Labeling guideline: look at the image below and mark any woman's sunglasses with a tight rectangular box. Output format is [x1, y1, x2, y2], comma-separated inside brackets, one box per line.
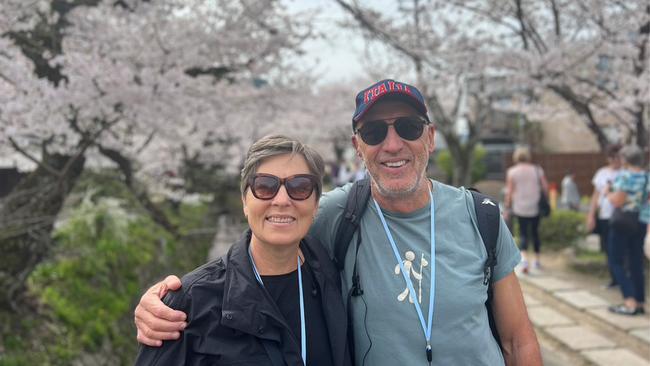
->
[355, 116, 428, 146]
[248, 173, 320, 201]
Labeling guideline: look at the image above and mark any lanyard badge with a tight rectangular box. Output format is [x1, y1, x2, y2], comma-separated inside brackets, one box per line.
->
[373, 189, 436, 364]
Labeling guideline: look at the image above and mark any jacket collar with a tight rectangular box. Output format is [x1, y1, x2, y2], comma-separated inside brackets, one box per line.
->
[220, 230, 285, 341]
[301, 235, 349, 366]
[220, 229, 349, 366]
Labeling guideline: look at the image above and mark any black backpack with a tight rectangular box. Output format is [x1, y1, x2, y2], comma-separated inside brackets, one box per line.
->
[332, 178, 502, 352]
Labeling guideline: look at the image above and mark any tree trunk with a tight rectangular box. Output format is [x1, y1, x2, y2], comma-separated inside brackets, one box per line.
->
[0, 153, 85, 311]
[447, 140, 476, 188]
[97, 146, 179, 237]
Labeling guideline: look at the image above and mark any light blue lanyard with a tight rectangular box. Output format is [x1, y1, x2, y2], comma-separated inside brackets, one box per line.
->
[372, 189, 435, 364]
[249, 246, 307, 365]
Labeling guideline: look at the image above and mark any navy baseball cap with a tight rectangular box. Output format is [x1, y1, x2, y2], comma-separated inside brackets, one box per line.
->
[352, 79, 429, 129]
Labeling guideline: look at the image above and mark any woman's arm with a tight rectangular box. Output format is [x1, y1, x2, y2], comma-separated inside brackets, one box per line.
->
[539, 170, 549, 194]
[607, 175, 627, 208]
[608, 191, 627, 208]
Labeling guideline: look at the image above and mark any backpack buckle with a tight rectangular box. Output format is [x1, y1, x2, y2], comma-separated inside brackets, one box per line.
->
[351, 274, 363, 296]
[483, 266, 492, 285]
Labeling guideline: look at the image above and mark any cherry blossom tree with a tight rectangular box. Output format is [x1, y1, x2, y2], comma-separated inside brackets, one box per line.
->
[334, 0, 506, 187]
[439, 0, 649, 150]
[334, 0, 648, 186]
[0, 0, 313, 309]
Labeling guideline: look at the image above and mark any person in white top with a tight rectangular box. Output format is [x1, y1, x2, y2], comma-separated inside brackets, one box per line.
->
[587, 144, 622, 288]
[505, 147, 548, 273]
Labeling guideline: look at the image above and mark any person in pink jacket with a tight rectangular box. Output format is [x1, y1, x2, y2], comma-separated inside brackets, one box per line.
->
[505, 147, 548, 273]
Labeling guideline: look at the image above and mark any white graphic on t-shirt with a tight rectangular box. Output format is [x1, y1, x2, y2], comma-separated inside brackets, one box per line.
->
[395, 251, 428, 303]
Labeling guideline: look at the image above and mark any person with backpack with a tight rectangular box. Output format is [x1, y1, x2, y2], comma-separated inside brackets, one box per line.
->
[133, 79, 542, 365]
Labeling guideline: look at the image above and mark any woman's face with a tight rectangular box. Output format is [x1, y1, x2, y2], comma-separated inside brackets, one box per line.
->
[243, 154, 319, 249]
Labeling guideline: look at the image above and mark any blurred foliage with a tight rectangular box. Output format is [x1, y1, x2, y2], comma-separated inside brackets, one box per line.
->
[181, 158, 242, 218]
[435, 145, 487, 185]
[539, 210, 587, 249]
[0, 169, 226, 365]
[512, 210, 587, 251]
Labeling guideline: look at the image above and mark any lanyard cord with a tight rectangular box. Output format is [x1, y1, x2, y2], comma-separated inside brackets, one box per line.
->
[249, 246, 307, 365]
[372, 189, 435, 364]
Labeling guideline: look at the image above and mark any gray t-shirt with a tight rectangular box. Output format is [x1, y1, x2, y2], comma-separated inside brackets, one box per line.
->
[310, 180, 521, 366]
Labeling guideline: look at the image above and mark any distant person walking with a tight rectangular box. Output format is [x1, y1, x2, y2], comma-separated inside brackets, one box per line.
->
[606, 145, 649, 316]
[560, 172, 580, 211]
[586, 144, 622, 288]
[505, 147, 548, 274]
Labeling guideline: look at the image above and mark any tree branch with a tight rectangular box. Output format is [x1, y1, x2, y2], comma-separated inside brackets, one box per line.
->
[334, 0, 434, 68]
[8, 137, 60, 177]
[97, 145, 180, 237]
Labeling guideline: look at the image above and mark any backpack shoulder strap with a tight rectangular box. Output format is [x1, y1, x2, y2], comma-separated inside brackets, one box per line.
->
[469, 189, 500, 284]
[469, 188, 502, 348]
[333, 178, 372, 270]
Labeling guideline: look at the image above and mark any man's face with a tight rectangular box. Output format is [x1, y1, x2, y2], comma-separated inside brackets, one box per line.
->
[352, 100, 435, 198]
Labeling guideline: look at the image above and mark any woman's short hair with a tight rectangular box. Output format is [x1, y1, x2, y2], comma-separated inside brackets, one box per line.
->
[512, 146, 531, 163]
[620, 145, 645, 167]
[240, 135, 325, 198]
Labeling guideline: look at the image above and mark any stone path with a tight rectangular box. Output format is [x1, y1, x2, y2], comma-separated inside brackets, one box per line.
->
[518, 264, 650, 366]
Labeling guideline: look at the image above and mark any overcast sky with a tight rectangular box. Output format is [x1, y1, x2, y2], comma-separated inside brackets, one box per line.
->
[284, 0, 398, 85]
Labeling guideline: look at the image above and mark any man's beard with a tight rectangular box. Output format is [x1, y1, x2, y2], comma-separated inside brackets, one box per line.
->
[367, 169, 424, 199]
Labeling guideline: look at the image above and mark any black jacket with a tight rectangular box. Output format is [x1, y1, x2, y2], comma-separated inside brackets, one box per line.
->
[135, 230, 352, 366]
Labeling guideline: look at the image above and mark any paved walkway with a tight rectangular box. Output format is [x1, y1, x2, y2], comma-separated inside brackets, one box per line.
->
[518, 251, 650, 366]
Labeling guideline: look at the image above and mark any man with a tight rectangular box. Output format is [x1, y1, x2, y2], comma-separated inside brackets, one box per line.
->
[587, 144, 622, 288]
[134, 79, 542, 365]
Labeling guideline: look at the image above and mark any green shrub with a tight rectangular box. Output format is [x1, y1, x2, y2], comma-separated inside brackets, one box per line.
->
[2, 169, 228, 365]
[435, 145, 487, 185]
[538, 210, 587, 250]
[17, 192, 215, 365]
[28, 195, 168, 363]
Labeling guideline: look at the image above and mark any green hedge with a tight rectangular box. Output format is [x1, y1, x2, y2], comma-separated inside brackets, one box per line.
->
[435, 145, 487, 185]
[512, 209, 587, 250]
[1, 194, 215, 365]
[23, 197, 169, 364]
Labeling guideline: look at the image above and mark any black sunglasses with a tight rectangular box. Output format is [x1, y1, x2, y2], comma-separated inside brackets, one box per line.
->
[356, 116, 428, 146]
[248, 173, 320, 201]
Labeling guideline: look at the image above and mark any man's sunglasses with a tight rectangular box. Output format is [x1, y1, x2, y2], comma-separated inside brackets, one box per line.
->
[355, 116, 429, 146]
[248, 173, 320, 201]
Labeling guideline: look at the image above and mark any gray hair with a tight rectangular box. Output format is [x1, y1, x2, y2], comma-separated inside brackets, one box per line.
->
[240, 135, 325, 198]
[620, 145, 645, 167]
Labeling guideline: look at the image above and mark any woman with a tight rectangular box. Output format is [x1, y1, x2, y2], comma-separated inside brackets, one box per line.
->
[505, 146, 548, 274]
[136, 135, 352, 365]
[607, 145, 649, 316]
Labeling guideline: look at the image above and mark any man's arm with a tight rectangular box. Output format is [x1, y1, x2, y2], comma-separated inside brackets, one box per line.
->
[134, 280, 193, 365]
[492, 272, 542, 366]
[135, 275, 187, 346]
